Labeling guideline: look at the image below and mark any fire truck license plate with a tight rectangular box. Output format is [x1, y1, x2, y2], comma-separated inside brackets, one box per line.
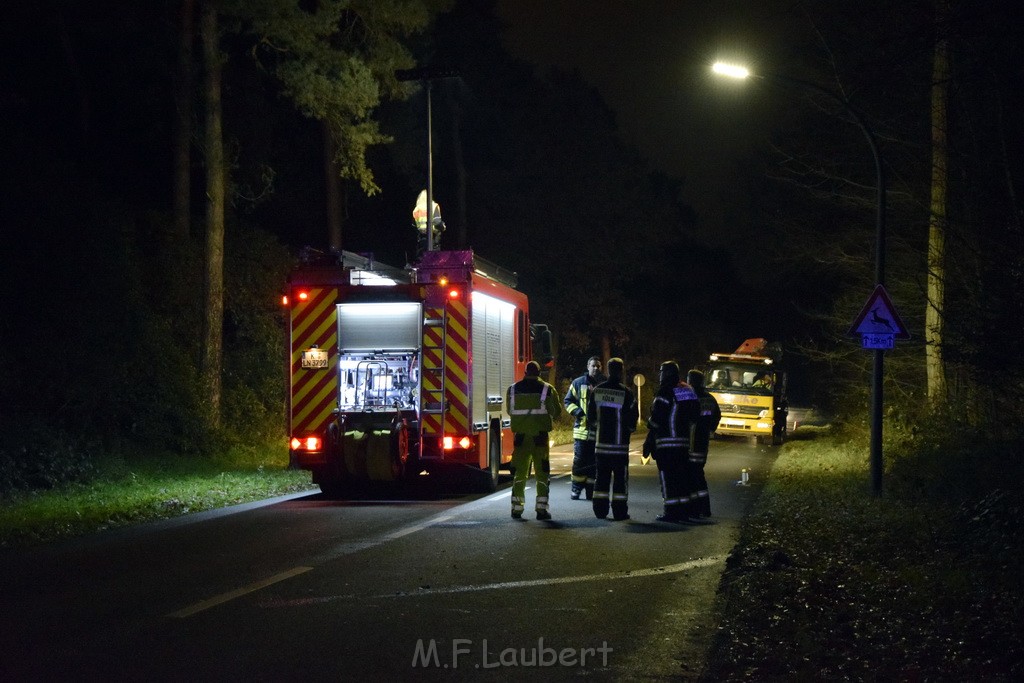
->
[301, 349, 328, 369]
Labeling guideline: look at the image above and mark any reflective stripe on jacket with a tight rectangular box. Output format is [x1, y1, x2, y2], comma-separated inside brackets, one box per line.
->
[587, 381, 638, 455]
[648, 382, 700, 454]
[507, 377, 561, 435]
[689, 389, 722, 455]
[563, 373, 604, 441]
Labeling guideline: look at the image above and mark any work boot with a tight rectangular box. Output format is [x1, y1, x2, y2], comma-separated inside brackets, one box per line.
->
[536, 510, 552, 521]
[511, 510, 522, 519]
[584, 484, 594, 501]
[570, 483, 582, 500]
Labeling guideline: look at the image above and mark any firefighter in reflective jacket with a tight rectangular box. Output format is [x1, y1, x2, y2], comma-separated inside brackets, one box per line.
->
[586, 357, 638, 521]
[507, 361, 562, 520]
[412, 189, 445, 254]
[563, 355, 605, 500]
[687, 369, 721, 518]
[648, 361, 701, 523]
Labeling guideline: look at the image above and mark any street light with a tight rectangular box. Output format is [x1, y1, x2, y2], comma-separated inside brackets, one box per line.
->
[396, 67, 460, 252]
[712, 61, 888, 496]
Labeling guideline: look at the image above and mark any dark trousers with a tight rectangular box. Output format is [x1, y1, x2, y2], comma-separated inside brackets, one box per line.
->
[656, 451, 697, 519]
[593, 452, 629, 519]
[570, 439, 596, 494]
[690, 454, 711, 516]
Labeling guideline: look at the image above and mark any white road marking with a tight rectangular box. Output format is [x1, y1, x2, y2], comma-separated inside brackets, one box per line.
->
[167, 454, 671, 618]
[167, 566, 314, 618]
[259, 556, 726, 608]
[166, 495, 504, 617]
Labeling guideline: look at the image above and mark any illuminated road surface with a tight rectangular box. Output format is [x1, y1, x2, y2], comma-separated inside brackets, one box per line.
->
[0, 435, 776, 681]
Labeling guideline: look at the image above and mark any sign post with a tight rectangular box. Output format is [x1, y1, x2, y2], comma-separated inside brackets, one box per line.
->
[848, 285, 910, 495]
[633, 373, 646, 422]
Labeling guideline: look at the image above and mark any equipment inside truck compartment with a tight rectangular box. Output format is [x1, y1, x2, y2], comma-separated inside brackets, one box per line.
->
[336, 301, 422, 411]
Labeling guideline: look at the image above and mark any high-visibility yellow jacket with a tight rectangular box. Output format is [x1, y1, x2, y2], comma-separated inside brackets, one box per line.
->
[507, 376, 561, 435]
[563, 372, 606, 441]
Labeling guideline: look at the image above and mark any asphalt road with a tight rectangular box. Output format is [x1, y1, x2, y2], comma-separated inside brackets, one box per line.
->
[0, 435, 777, 682]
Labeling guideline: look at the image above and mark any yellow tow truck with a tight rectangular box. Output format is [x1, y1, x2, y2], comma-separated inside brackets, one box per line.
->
[704, 338, 788, 445]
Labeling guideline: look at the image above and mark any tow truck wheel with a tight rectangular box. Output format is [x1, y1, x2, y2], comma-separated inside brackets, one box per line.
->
[772, 423, 787, 446]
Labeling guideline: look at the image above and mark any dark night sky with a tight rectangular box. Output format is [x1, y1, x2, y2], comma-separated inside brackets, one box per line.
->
[494, 0, 791, 234]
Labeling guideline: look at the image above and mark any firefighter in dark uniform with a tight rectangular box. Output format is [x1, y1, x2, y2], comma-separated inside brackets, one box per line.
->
[563, 355, 605, 500]
[648, 361, 701, 523]
[507, 361, 562, 520]
[586, 357, 638, 521]
[687, 368, 721, 518]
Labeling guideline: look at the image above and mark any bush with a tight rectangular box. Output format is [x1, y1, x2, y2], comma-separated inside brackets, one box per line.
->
[0, 429, 98, 496]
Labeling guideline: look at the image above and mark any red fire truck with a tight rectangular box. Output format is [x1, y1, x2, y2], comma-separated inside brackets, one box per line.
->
[285, 248, 551, 495]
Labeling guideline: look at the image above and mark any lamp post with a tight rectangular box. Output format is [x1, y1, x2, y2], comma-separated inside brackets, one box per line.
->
[396, 67, 460, 252]
[712, 61, 887, 496]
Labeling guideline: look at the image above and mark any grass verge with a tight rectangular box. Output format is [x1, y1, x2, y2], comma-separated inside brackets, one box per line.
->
[0, 445, 313, 549]
[0, 431, 580, 550]
[700, 428, 1023, 680]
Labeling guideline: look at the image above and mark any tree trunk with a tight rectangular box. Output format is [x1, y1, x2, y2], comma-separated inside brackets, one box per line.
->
[323, 121, 344, 252]
[200, 3, 224, 428]
[927, 0, 950, 407]
[173, 0, 196, 241]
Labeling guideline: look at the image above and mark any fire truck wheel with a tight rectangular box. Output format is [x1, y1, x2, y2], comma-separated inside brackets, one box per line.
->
[481, 421, 501, 492]
[390, 422, 409, 479]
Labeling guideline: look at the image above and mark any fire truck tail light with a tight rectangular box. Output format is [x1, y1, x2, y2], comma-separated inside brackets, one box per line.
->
[297, 290, 309, 301]
[441, 436, 473, 450]
[281, 295, 289, 306]
[290, 436, 322, 451]
[448, 288, 460, 299]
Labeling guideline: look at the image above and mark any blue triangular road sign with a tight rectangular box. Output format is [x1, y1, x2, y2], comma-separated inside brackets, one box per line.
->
[848, 285, 910, 338]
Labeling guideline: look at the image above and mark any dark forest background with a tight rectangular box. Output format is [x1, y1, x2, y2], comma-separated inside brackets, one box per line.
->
[1, 0, 1022, 486]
